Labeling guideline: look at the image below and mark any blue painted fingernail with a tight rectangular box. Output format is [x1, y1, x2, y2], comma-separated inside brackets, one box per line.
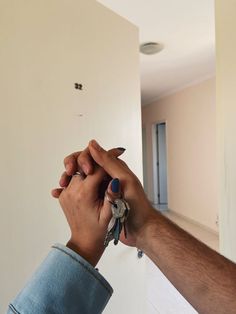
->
[111, 178, 120, 193]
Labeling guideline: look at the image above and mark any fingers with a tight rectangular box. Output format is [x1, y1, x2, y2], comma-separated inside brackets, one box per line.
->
[52, 171, 84, 199]
[59, 171, 72, 188]
[100, 178, 121, 225]
[106, 178, 121, 202]
[83, 166, 110, 198]
[108, 147, 126, 158]
[88, 140, 130, 179]
[51, 188, 64, 198]
[53, 143, 126, 199]
[81, 143, 127, 198]
[52, 172, 84, 198]
[63, 146, 125, 177]
[64, 152, 80, 176]
[78, 146, 126, 176]
[77, 146, 94, 175]
[59, 166, 107, 203]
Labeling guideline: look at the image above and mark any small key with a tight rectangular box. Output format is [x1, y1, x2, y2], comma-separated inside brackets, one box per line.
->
[104, 198, 130, 247]
[113, 218, 122, 245]
[104, 230, 114, 247]
[104, 217, 116, 247]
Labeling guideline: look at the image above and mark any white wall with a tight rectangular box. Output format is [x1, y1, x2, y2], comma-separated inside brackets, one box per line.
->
[0, 1, 146, 313]
[142, 78, 218, 232]
[216, 0, 236, 262]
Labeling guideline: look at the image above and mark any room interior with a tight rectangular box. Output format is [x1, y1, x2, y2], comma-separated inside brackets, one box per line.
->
[99, 2, 236, 312]
[1, 1, 236, 314]
[99, 0, 218, 246]
[97, 2, 218, 312]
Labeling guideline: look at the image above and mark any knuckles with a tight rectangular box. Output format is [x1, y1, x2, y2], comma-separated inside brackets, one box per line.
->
[124, 173, 142, 190]
[59, 186, 86, 205]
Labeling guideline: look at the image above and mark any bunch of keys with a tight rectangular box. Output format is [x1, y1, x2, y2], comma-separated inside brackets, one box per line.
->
[104, 198, 130, 247]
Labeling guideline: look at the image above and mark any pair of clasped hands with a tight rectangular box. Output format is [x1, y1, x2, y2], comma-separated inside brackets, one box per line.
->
[51, 140, 155, 267]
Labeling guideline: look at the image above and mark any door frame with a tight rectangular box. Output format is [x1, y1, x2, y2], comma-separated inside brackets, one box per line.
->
[152, 120, 169, 207]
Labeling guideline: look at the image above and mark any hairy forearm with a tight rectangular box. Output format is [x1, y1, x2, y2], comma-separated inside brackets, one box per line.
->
[138, 210, 236, 314]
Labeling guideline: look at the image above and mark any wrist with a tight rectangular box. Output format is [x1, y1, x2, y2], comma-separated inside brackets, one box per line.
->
[136, 209, 163, 251]
[66, 239, 104, 267]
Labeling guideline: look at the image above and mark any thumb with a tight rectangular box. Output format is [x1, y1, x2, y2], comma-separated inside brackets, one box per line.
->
[100, 178, 121, 225]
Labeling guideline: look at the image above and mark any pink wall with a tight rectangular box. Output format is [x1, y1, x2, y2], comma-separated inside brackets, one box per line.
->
[142, 78, 218, 232]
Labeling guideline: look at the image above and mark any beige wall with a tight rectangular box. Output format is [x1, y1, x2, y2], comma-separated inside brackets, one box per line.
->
[216, 0, 236, 262]
[142, 78, 218, 231]
[0, 1, 145, 313]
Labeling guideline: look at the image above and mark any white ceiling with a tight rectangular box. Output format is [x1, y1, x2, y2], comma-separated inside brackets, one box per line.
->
[98, 0, 215, 105]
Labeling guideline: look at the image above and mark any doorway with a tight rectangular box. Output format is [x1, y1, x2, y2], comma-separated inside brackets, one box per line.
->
[154, 122, 168, 209]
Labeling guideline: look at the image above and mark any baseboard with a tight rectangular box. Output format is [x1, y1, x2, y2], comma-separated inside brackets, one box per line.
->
[163, 209, 219, 236]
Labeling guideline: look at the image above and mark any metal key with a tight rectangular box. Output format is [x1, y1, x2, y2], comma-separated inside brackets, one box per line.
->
[104, 198, 130, 247]
[104, 217, 116, 247]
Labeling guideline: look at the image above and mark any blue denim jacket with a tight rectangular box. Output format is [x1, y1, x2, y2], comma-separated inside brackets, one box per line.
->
[7, 244, 113, 314]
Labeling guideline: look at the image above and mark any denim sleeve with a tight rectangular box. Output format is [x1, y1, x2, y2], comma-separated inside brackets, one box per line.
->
[7, 244, 113, 314]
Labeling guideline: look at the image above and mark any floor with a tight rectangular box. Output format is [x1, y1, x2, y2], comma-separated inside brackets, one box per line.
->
[158, 208, 219, 252]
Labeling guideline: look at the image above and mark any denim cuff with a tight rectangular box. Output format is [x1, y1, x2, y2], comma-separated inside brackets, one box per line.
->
[8, 244, 113, 314]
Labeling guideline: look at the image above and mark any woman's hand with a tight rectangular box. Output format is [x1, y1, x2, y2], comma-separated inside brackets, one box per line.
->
[58, 167, 120, 267]
[52, 146, 125, 266]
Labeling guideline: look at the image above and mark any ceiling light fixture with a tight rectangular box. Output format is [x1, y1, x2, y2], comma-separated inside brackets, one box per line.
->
[140, 42, 164, 55]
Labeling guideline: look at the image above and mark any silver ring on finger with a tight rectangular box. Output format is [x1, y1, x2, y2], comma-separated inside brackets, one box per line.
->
[73, 171, 85, 179]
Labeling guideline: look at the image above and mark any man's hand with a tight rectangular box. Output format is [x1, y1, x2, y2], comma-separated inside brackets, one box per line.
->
[54, 140, 236, 314]
[86, 140, 156, 248]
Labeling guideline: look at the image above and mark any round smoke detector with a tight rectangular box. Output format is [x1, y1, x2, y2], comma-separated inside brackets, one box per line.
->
[140, 42, 164, 55]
